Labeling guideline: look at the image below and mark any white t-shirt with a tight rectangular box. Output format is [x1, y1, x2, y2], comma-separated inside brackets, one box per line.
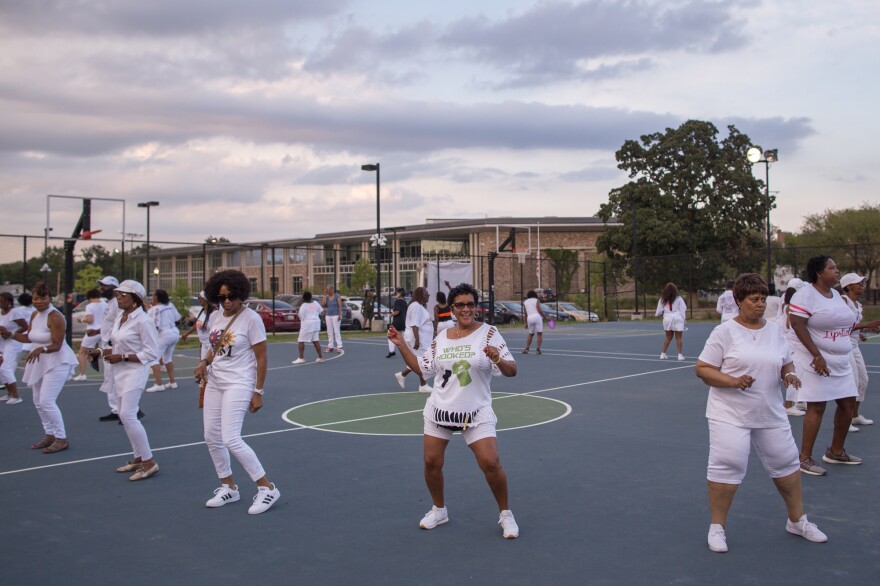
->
[206, 308, 267, 388]
[85, 299, 108, 332]
[405, 303, 434, 348]
[13, 305, 34, 325]
[153, 303, 181, 331]
[843, 296, 862, 347]
[101, 297, 121, 346]
[699, 319, 791, 428]
[418, 323, 514, 423]
[764, 295, 782, 325]
[523, 297, 540, 318]
[716, 290, 738, 321]
[298, 300, 323, 333]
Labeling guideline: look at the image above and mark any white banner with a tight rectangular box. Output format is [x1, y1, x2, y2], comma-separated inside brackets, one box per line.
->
[424, 261, 473, 307]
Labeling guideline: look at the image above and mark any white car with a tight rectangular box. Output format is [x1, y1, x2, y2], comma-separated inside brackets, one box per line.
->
[556, 302, 599, 322]
[344, 298, 392, 329]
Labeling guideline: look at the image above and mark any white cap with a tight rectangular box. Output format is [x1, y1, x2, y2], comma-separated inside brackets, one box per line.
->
[115, 280, 146, 300]
[97, 276, 119, 287]
[787, 278, 805, 290]
[840, 273, 866, 289]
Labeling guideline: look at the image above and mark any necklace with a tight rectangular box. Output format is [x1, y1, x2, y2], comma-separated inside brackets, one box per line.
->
[735, 317, 763, 340]
[452, 323, 477, 339]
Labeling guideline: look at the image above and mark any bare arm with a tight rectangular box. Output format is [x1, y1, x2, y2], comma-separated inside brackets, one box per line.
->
[789, 314, 829, 376]
[695, 360, 754, 390]
[249, 341, 268, 413]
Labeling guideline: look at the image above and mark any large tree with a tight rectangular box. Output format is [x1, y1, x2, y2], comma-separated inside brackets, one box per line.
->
[597, 120, 768, 293]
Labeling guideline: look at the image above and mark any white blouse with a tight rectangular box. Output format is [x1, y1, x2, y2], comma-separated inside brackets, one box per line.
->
[108, 308, 160, 394]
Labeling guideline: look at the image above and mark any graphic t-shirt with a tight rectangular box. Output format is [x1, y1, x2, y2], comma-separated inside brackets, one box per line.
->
[418, 323, 514, 424]
[206, 308, 267, 388]
[298, 300, 323, 333]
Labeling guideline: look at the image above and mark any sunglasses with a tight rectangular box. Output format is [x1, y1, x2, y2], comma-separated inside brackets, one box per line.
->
[115, 292, 130, 298]
[216, 294, 239, 302]
[452, 302, 477, 310]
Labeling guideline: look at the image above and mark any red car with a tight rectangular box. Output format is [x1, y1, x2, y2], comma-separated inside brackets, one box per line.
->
[245, 299, 300, 332]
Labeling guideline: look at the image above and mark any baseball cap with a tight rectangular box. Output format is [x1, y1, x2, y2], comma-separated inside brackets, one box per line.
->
[97, 276, 120, 287]
[786, 278, 805, 290]
[840, 273, 866, 289]
[115, 280, 146, 300]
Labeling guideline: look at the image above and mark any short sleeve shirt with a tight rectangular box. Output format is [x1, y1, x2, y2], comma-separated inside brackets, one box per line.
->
[207, 308, 267, 388]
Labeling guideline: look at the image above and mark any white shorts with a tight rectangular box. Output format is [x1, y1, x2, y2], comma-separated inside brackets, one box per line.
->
[81, 334, 101, 349]
[527, 314, 543, 334]
[424, 418, 497, 445]
[662, 313, 685, 332]
[298, 327, 319, 343]
[707, 419, 799, 484]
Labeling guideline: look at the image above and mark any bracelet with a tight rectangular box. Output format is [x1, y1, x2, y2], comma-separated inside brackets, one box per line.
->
[491, 356, 501, 364]
[253, 388, 264, 396]
[783, 372, 797, 379]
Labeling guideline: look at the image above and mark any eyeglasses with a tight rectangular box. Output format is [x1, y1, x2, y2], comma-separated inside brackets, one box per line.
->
[452, 302, 476, 310]
[216, 294, 239, 302]
[115, 292, 130, 298]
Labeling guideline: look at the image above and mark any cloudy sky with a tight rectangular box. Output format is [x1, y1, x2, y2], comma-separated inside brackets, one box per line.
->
[0, 0, 876, 252]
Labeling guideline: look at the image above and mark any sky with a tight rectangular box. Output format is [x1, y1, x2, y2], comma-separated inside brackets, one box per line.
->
[0, 0, 877, 253]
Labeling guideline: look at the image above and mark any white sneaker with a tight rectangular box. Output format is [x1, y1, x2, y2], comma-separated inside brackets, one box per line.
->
[852, 415, 873, 426]
[206, 484, 240, 508]
[395, 372, 406, 389]
[659, 353, 668, 360]
[849, 424, 859, 433]
[248, 485, 280, 515]
[418, 384, 433, 393]
[796, 401, 808, 410]
[499, 510, 519, 539]
[0, 394, 8, 401]
[5, 397, 22, 405]
[167, 382, 178, 389]
[785, 406, 806, 417]
[786, 514, 828, 543]
[72, 374, 88, 381]
[419, 505, 448, 530]
[291, 358, 305, 364]
[145, 384, 165, 393]
[708, 524, 727, 552]
[315, 358, 324, 363]
[677, 353, 685, 361]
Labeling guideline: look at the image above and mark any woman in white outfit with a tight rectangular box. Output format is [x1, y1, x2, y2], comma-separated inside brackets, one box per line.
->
[696, 273, 827, 553]
[840, 273, 880, 429]
[181, 291, 216, 360]
[781, 279, 807, 416]
[388, 283, 520, 539]
[292, 291, 323, 364]
[521, 290, 546, 355]
[0, 292, 28, 404]
[716, 281, 738, 322]
[655, 283, 687, 360]
[321, 286, 343, 352]
[73, 289, 107, 381]
[90, 280, 161, 480]
[194, 270, 280, 515]
[394, 287, 433, 392]
[13, 282, 78, 453]
[146, 289, 180, 392]
[789, 256, 860, 476]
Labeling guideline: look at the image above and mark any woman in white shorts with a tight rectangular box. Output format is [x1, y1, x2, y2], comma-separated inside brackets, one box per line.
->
[292, 291, 323, 364]
[73, 289, 106, 381]
[696, 273, 827, 553]
[655, 282, 687, 360]
[521, 290, 545, 355]
[389, 283, 520, 539]
[781, 279, 807, 416]
[394, 287, 433, 392]
[840, 273, 880, 429]
[146, 289, 180, 392]
[789, 256, 860, 476]
[0, 291, 28, 404]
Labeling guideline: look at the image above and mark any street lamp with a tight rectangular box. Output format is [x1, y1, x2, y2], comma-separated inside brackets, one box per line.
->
[137, 201, 159, 285]
[746, 148, 778, 289]
[361, 163, 385, 315]
[152, 266, 160, 292]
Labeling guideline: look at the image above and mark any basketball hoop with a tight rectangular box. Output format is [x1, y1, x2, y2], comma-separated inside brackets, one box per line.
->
[516, 251, 528, 264]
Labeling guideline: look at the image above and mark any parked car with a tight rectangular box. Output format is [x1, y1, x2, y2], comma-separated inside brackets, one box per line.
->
[555, 302, 599, 322]
[71, 303, 88, 337]
[343, 298, 365, 330]
[495, 301, 524, 325]
[275, 294, 301, 306]
[290, 295, 353, 331]
[539, 303, 572, 322]
[536, 288, 557, 302]
[245, 298, 300, 332]
[477, 301, 518, 324]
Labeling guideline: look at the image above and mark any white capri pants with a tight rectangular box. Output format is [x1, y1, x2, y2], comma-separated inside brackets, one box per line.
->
[32, 365, 70, 439]
[0, 349, 19, 384]
[527, 314, 543, 334]
[850, 347, 868, 403]
[203, 383, 266, 482]
[119, 388, 151, 461]
[157, 328, 179, 364]
[325, 315, 342, 349]
[707, 419, 800, 484]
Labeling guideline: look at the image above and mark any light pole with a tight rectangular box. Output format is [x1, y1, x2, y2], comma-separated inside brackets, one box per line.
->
[137, 201, 159, 286]
[361, 163, 386, 316]
[747, 148, 778, 289]
[153, 267, 160, 292]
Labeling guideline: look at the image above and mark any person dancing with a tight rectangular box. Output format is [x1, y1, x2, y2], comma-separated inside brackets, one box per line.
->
[655, 283, 687, 360]
[146, 289, 180, 392]
[389, 283, 520, 539]
[394, 287, 433, 392]
[521, 290, 546, 355]
[0, 292, 28, 404]
[181, 291, 216, 360]
[73, 288, 107, 381]
[840, 273, 880, 430]
[292, 291, 323, 364]
[194, 270, 280, 514]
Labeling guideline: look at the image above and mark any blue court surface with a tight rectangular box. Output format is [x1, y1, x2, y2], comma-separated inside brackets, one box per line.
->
[1, 322, 878, 585]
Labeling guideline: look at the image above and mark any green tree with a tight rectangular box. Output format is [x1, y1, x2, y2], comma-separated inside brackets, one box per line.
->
[544, 248, 579, 299]
[350, 257, 377, 294]
[74, 264, 105, 294]
[787, 203, 880, 285]
[170, 280, 193, 323]
[597, 120, 767, 293]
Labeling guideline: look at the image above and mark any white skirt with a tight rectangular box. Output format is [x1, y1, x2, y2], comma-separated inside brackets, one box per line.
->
[662, 313, 685, 332]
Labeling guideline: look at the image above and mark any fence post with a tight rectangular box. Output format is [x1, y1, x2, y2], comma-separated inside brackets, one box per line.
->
[688, 254, 694, 319]
[22, 236, 28, 289]
[602, 261, 608, 321]
[586, 259, 591, 321]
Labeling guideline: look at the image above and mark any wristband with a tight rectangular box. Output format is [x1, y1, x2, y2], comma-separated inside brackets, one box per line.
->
[253, 388, 264, 396]
[783, 372, 797, 379]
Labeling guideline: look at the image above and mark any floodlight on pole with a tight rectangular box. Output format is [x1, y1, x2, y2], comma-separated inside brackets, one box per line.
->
[361, 163, 383, 311]
[137, 201, 159, 286]
[746, 148, 778, 289]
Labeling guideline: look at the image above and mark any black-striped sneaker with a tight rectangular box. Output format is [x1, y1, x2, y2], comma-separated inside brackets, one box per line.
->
[206, 484, 240, 507]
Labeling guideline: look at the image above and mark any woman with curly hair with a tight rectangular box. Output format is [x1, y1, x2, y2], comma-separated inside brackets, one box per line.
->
[655, 282, 687, 360]
[12, 282, 77, 453]
[193, 270, 280, 515]
[388, 283, 520, 539]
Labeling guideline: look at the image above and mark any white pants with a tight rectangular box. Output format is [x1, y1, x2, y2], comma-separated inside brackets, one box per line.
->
[325, 315, 342, 349]
[527, 314, 543, 334]
[101, 360, 120, 413]
[707, 419, 799, 484]
[850, 347, 868, 403]
[119, 389, 151, 460]
[203, 384, 266, 482]
[0, 349, 19, 384]
[32, 365, 69, 439]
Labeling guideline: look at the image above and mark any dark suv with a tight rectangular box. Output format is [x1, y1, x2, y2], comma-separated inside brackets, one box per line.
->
[536, 289, 557, 302]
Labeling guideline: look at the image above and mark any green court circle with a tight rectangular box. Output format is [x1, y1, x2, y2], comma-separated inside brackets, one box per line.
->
[282, 391, 571, 436]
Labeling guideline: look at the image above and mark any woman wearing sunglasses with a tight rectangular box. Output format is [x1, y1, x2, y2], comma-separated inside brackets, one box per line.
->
[194, 270, 280, 515]
[388, 283, 520, 539]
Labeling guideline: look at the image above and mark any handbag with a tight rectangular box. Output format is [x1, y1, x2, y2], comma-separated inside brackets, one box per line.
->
[198, 307, 244, 408]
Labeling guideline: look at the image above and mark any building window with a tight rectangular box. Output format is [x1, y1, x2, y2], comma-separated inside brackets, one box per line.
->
[270, 276, 279, 292]
[323, 245, 334, 266]
[289, 247, 308, 264]
[292, 276, 302, 294]
[422, 239, 468, 256]
[266, 250, 284, 266]
[229, 251, 242, 267]
[399, 239, 421, 258]
[175, 257, 188, 277]
[248, 277, 258, 295]
[340, 244, 360, 264]
[245, 249, 262, 267]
